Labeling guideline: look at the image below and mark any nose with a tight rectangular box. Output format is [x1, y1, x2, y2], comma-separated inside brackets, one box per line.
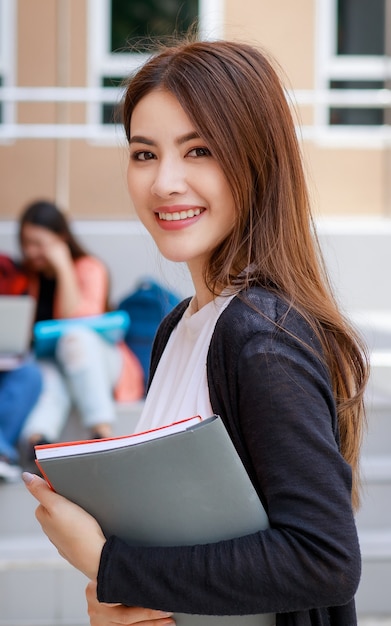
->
[151, 158, 187, 198]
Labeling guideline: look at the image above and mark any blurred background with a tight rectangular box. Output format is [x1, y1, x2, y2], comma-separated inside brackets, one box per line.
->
[1, 1, 391, 625]
[0, 0, 390, 220]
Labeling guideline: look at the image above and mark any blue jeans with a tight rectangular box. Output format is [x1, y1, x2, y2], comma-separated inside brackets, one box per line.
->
[0, 362, 42, 462]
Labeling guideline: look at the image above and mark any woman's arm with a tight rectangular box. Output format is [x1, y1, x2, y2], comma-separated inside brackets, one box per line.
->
[95, 326, 360, 615]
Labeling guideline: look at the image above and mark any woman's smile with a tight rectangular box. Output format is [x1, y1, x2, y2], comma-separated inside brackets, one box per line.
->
[155, 205, 206, 229]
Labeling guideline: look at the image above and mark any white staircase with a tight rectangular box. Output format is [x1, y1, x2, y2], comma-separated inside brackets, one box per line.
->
[1, 380, 391, 625]
[0, 402, 143, 626]
[0, 485, 89, 626]
[353, 315, 391, 622]
[355, 391, 391, 619]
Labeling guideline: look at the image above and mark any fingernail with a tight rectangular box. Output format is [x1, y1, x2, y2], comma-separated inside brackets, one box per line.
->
[22, 471, 35, 484]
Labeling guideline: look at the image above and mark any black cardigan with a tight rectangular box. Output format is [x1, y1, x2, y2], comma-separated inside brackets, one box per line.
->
[97, 287, 360, 626]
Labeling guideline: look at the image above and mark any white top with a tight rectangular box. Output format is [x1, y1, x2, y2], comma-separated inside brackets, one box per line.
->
[134, 293, 236, 433]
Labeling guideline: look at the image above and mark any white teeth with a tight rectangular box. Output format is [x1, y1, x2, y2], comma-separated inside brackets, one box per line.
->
[158, 208, 202, 221]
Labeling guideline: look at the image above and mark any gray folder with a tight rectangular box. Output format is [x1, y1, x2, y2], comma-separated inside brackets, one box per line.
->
[37, 416, 274, 626]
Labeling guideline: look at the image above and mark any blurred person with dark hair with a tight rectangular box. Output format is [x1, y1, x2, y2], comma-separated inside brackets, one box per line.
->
[18, 200, 143, 459]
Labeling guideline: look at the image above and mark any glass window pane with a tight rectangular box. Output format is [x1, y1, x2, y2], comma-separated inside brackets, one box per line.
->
[102, 76, 125, 124]
[337, 0, 385, 55]
[329, 80, 384, 125]
[111, 0, 199, 53]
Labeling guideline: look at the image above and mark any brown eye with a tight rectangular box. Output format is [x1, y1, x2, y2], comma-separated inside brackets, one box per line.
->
[133, 151, 156, 161]
[187, 147, 211, 157]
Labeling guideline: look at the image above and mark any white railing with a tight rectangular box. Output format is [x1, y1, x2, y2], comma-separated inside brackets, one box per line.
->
[0, 85, 390, 144]
[0, 86, 123, 102]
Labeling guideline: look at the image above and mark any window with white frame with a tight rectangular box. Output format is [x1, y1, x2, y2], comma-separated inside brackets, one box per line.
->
[0, 0, 16, 126]
[315, 0, 390, 130]
[88, 0, 223, 126]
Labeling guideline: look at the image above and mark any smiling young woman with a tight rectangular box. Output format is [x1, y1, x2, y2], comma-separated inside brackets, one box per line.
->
[24, 39, 368, 626]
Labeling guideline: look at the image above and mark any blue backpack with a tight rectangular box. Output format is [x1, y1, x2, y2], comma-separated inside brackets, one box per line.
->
[118, 279, 181, 386]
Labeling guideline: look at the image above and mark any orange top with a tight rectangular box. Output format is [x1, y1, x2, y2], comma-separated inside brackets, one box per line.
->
[27, 255, 144, 402]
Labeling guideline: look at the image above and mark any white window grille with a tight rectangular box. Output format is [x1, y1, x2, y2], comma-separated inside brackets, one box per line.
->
[0, 0, 223, 142]
[1, 0, 390, 147]
[0, 0, 16, 129]
[301, 0, 391, 145]
[87, 0, 224, 130]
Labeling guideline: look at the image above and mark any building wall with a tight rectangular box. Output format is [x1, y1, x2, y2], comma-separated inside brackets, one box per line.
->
[0, 0, 388, 219]
[225, 0, 388, 218]
[225, 0, 315, 88]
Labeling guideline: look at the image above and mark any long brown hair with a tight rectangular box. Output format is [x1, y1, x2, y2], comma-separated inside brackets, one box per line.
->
[122, 39, 369, 509]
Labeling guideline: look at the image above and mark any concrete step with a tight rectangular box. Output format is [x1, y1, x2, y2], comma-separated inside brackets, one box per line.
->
[368, 351, 391, 398]
[358, 615, 391, 626]
[0, 535, 88, 626]
[356, 530, 391, 615]
[0, 482, 40, 535]
[362, 392, 391, 456]
[351, 311, 391, 351]
[355, 456, 391, 529]
[361, 456, 391, 482]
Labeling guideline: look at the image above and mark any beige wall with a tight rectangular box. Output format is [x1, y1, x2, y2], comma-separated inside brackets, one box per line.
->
[1, 141, 57, 214]
[226, 0, 388, 217]
[303, 146, 384, 217]
[0, 0, 388, 219]
[69, 142, 131, 218]
[225, 0, 315, 88]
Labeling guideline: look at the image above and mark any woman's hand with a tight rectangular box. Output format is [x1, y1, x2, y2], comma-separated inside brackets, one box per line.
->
[86, 581, 175, 626]
[39, 230, 73, 274]
[22, 472, 106, 580]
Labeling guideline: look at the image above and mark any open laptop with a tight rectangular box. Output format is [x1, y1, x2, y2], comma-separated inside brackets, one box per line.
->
[0, 295, 36, 370]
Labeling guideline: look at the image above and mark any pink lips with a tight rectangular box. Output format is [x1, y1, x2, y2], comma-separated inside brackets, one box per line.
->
[155, 205, 205, 230]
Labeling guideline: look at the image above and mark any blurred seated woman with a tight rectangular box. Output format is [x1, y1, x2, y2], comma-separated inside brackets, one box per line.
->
[18, 200, 144, 457]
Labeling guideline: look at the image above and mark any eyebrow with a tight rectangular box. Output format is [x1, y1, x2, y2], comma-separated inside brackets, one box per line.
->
[129, 131, 201, 146]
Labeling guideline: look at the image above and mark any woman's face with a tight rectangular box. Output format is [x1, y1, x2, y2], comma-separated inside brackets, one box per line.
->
[20, 223, 61, 272]
[126, 89, 236, 279]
